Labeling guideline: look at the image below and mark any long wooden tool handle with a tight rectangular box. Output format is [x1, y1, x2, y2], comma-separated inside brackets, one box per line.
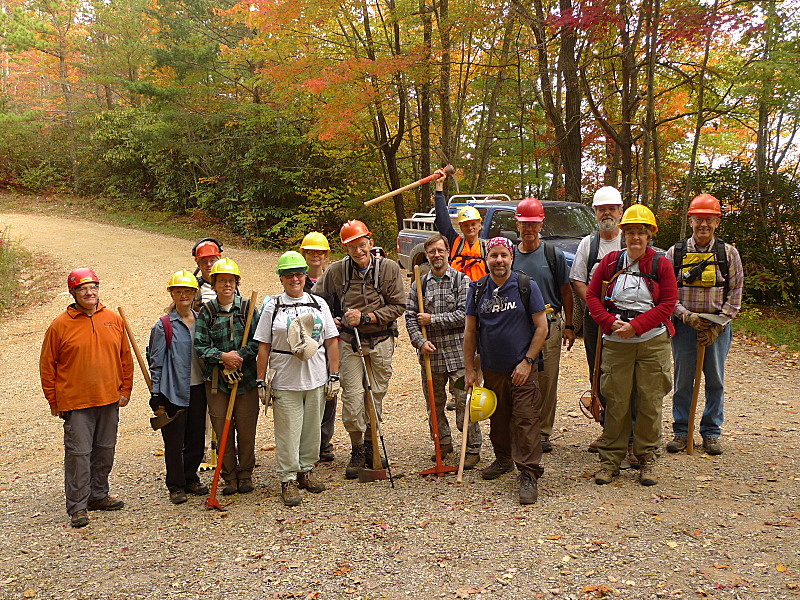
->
[118, 306, 152, 391]
[364, 165, 455, 207]
[457, 388, 471, 483]
[223, 290, 258, 422]
[687, 343, 706, 456]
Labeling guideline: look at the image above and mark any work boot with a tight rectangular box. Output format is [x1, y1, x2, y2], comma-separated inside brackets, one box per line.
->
[222, 480, 238, 495]
[364, 445, 389, 469]
[169, 490, 188, 505]
[430, 443, 454, 461]
[297, 470, 326, 493]
[70, 509, 89, 528]
[666, 435, 688, 453]
[541, 435, 554, 453]
[588, 434, 603, 453]
[237, 479, 255, 494]
[86, 496, 124, 511]
[345, 444, 366, 479]
[625, 445, 640, 469]
[280, 480, 302, 507]
[594, 467, 619, 485]
[702, 437, 724, 456]
[185, 482, 209, 495]
[481, 458, 515, 480]
[638, 455, 658, 486]
[318, 450, 335, 463]
[464, 453, 480, 470]
[518, 471, 538, 505]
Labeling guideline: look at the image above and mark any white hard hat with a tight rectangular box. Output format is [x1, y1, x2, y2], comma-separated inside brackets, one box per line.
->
[592, 186, 623, 207]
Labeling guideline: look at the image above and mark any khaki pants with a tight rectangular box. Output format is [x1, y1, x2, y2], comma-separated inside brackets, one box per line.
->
[421, 367, 482, 455]
[205, 384, 260, 484]
[598, 332, 672, 469]
[272, 386, 325, 482]
[340, 336, 394, 444]
[538, 313, 563, 438]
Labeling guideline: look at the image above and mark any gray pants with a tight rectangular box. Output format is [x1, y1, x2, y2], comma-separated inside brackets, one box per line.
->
[421, 367, 482, 455]
[62, 403, 119, 516]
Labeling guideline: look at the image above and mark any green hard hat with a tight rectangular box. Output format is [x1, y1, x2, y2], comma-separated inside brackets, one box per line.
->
[276, 251, 309, 275]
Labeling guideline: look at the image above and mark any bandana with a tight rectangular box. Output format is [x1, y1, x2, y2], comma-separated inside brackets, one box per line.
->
[485, 236, 515, 255]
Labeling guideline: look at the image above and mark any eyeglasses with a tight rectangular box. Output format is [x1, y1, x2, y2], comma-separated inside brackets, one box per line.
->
[75, 284, 99, 294]
[691, 216, 718, 224]
[281, 272, 306, 280]
[425, 248, 448, 256]
[171, 289, 195, 297]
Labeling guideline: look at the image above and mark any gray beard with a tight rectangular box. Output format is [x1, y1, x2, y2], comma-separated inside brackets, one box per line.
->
[598, 219, 619, 233]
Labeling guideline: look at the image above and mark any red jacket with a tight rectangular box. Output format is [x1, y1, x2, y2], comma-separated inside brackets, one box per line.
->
[40, 303, 134, 412]
[586, 247, 678, 337]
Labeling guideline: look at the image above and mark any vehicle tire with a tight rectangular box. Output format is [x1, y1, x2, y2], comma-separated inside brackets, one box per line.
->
[572, 289, 585, 337]
[410, 243, 430, 277]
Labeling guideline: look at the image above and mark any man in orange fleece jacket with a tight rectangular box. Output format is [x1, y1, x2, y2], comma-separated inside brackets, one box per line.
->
[40, 268, 134, 528]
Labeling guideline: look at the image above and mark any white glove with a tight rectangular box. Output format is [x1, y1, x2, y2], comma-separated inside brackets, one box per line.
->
[325, 373, 340, 401]
[222, 368, 243, 384]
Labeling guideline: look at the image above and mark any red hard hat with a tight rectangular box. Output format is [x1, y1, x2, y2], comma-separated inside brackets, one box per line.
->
[67, 268, 99, 291]
[688, 194, 722, 216]
[515, 198, 545, 222]
[194, 240, 222, 258]
[340, 220, 372, 244]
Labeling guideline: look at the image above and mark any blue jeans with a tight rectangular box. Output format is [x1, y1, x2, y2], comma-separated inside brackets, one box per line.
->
[670, 319, 733, 438]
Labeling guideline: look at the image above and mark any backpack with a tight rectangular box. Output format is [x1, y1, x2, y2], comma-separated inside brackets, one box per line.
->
[420, 269, 467, 301]
[612, 250, 665, 290]
[330, 255, 385, 318]
[201, 297, 251, 329]
[267, 294, 323, 355]
[472, 270, 534, 326]
[451, 236, 487, 272]
[672, 238, 729, 297]
[587, 231, 626, 281]
[146, 314, 173, 364]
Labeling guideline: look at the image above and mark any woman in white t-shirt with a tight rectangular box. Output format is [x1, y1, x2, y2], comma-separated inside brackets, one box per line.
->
[254, 251, 340, 507]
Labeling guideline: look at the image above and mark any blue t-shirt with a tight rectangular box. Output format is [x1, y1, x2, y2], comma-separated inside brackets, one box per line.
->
[465, 272, 546, 372]
[513, 243, 569, 311]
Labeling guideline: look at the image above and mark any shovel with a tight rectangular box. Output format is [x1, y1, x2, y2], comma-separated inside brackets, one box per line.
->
[687, 343, 706, 456]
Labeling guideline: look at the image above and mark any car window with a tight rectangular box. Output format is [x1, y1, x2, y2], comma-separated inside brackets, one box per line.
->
[541, 205, 595, 238]
[488, 209, 519, 242]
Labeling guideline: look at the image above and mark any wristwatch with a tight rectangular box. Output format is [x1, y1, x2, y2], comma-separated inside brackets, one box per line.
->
[360, 313, 372, 325]
[524, 356, 536, 365]
[329, 373, 340, 382]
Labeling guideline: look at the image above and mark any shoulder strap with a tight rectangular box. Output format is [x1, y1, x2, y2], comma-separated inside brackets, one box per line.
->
[479, 238, 487, 259]
[543, 241, 557, 281]
[160, 314, 173, 350]
[516, 271, 532, 314]
[588, 231, 600, 275]
[715, 239, 729, 297]
[673, 239, 687, 282]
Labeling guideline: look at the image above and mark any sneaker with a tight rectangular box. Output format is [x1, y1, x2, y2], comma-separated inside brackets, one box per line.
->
[541, 436, 554, 453]
[169, 490, 188, 505]
[318, 451, 335, 462]
[638, 455, 658, 486]
[594, 467, 619, 485]
[237, 479, 255, 494]
[464, 453, 480, 470]
[430, 443, 454, 461]
[666, 435, 688, 453]
[588, 434, 603, 453]
[297, 470, 326, 493]
[481, 458, 515, 480]
[518, 471, 538, 505]
[281, 480, 302, 507]
[702, 437, 724, 456]
[222, 481, 238, 496]
[345, 444, 366, 479]
[185, 482, 209, 495]
[86, 496, 124, 511]
[70, 509, 89, 528]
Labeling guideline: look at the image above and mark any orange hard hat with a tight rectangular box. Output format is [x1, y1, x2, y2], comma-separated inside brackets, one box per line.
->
[340, 220, 372, 245]
[688, 194, 722, 216]
[515, 198, 545, 222]
[194, 240, 222, 258]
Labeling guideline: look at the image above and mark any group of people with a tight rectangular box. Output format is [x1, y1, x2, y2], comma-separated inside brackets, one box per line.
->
[39, 184, 743, 527]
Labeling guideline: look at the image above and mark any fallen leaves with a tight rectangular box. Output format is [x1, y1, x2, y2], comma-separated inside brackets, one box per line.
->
[583, 584, 614, 597]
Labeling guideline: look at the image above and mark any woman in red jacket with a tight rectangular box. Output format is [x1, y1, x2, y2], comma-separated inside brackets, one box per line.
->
[586, 205, 677, 487]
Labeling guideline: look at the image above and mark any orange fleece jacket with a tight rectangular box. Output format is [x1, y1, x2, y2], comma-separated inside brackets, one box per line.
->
[40, 303, 134, 412]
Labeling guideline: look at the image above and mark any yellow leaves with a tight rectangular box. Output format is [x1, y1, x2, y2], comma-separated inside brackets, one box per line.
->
[776, 563, 787, 573]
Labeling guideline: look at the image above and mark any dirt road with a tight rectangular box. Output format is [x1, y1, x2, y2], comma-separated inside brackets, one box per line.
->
[0, 212, 798, 600]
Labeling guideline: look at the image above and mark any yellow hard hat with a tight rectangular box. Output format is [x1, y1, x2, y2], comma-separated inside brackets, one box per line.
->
[469, 386, 497, 422]
[167, 270, 199, 290]
[457, 206, 482, 223]
[210, 257, 241, 279]
[619, 204, 658, 234]
[300, 231, 331, 252]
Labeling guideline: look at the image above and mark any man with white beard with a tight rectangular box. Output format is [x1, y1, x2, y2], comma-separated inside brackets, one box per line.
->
[569, 187, 625, 453]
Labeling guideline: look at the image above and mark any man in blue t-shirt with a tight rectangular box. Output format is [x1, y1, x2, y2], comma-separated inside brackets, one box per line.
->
[464, 237, 549, 505]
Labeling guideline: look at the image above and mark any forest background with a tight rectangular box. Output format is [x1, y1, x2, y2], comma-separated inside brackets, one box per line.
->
[0, 0, 798, 306]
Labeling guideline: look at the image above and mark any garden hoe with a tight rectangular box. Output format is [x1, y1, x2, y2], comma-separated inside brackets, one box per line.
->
[206, 291, 258, 511]
[414, 266, 458, 477]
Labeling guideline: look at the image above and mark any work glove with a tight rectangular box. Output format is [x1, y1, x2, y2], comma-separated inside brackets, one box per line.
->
[698, 323, 724, 347]
[222, 367, 243, 384]
[683, 312, 710, 331]
[325, 373, 341, 401]
[256, 379, 268, 405]
[149, 392, 181, 417]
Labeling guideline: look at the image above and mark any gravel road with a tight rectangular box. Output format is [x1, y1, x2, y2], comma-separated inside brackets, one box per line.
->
[0, 212, 798, 600]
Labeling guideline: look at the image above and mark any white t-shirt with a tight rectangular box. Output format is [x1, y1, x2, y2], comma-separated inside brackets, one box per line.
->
[570, 232, 624, 284]
[253, 292, 338, 391]
[603, 257, 664, 344]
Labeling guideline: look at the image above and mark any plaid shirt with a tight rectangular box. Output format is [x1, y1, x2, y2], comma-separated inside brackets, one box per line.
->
[666, 237, 744, 320]
[194, 296, 261, 394]
[406, 267, 470, 373]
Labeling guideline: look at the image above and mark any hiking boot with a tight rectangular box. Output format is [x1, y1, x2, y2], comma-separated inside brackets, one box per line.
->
[464, 453, 480, 470]
[625, 445, 640, 469]
[481, 458, 515, 480]
[281, 480, 302, 507]
[518, 471, 538, 505]
[364, 447, 389, 469]
[185, 482, 209, 495]
[318, 450, 335, 462]
[588, 434, 603, 453]
[430, 443, 454, 461]
[297, 470, 326, 493]
[222, 481, 238, 495]
[169, 490, 188, 505]
[541, 436, 553, 453]
[638, 455, 658, 486]
[702, 437, 724, 456]
[345, 444, 366, 479]
[666, 435, 688, 453]
[87, 496, 124, 511]
[594, 467, 619, 485]
[70, 509, 89, 528]
[237, 479, 255, 494]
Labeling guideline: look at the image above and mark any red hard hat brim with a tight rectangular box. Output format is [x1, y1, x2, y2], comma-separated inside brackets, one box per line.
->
[516, 216, 545, 222]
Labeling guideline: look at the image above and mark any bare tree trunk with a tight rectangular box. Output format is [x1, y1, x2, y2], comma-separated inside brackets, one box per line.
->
[436, 0, 453, 188]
